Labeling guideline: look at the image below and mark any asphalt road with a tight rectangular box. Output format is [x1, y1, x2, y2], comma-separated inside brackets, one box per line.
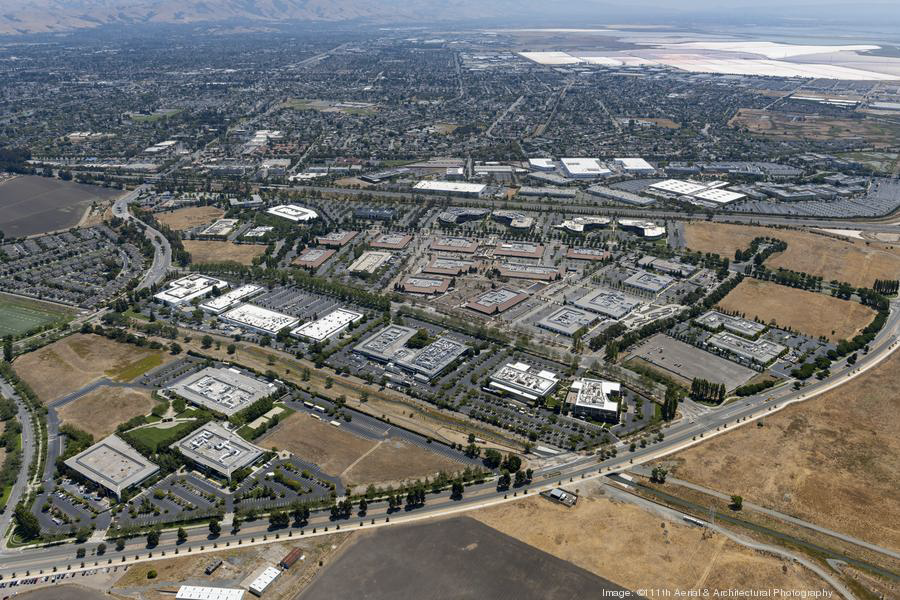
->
[0, 296, 897, 581]
[0, 377, 35, 543]
[112, 187, 171, 290]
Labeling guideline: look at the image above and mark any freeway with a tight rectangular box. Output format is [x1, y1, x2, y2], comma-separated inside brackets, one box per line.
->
[0, 297, 897, 583]
[0, 377, 35, 545]
[112, 187, 171, 290]
[262, 182, 900, 233]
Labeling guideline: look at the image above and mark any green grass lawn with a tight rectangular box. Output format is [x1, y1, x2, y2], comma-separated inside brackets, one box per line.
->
[106, 353, 164, 382]
[125, 422, 196, 452]
[0, 293, 73, 338]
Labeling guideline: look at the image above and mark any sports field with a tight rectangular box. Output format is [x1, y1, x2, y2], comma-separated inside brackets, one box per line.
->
[0, 293, 74, 337]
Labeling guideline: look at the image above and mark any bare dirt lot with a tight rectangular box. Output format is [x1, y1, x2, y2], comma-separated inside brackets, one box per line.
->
[183, 240, 265, 266]
[13, 334, 170, 403]
[258, 412, 376, 476]
[0, 175, 122, 237]
[342, 438, 465, 487]
[663, 349, 900, 550]
[258, 413, 462, 486]
[716, 278, 875, 342]
[154, 206, 224, 231]
[729, 108, 900, 146]
[474, 488, 833, 594]
[684, 222, 900, 288]
[114, 536, 349, 600]
[56, 385, 156, 439]
[298, 516, 627, 600]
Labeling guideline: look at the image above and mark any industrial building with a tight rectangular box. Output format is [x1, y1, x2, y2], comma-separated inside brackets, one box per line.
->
[489, 362, 560, 402]
[647, 180, 746, 206]
[497, 263, 561, 281]
[466, 288, 529, 315]
[176, 586, 245, 600]
[494, 241, 544, 259]
[370, 233, 412, 250]
[166, 367, 275, 417]
[292, 308, 364, 342]
[431, 237, 478, 254]
[220, 304, 300, 335]
[568, 378, 620, 423]
[154, 274, 229, 306]
[316, 231, 358, 247]
[560, 158, 611, 179]
[348, 250, 392, 273]
[517, 186, 576, 199]
[64, 435, 159, 498]
[637, 256, 697, 278]
[537, 307, 596, 336]
[266, 204, 319, 222]
[696, 310, 766, 338]
[200, 284, 264, 314]
[574, 288, 640, 319]
[414, 181, 487, 197]
[424, 257, 474, 275]
[492, 210, 534, 229]
[242, 226, 274, 238]
[586, 185, 656, 207]
[617, 219, 667, 240]
[354, 325, 416, 362]
[528, 158, 557, 172]
[229, 195, 264, 209]
[173, 422, 264, 479]
[623, 270, 675, 295]
[556, 216, 611, 234]
[401, 275, 451, 294]
[293, 248, 335, 269]
[708, 332, 786, 365]
[613, 157, 655, 175]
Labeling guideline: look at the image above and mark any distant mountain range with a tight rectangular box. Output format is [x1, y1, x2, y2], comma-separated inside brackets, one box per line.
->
[1, 0, 897, 36]
[0, 0, 551, 35]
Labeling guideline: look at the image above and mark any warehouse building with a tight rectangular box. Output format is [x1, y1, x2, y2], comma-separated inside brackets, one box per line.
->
[561, 158, 611, 179]
[220, 304, 300, 335]
[528, 158, 557, 172]
[154, 274, 229, 306]
[613, 157, 655, 175]
[568, 378, 620, 423]
[292, 308, 363, 342]
[248, 565, 281, 596]
[176, 586, 244, 600]
[64, 435, 159, 498]
[517, 186, 576, 199]
[201, 284, 264, 314]
[166, 367, 275, 417]
[489, 362, 560, 402]
[173, 422, 264, 479]
[414, 181, 487, 198]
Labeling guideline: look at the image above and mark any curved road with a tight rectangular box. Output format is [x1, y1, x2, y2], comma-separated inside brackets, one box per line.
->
[112, 187, 171, 290]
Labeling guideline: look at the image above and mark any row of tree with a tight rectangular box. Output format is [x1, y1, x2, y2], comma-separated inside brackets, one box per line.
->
[689, 378, 726, 404]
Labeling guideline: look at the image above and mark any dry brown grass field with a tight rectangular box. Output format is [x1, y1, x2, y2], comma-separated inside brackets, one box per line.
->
[474, 489, 833, 593]
[729, 108, 900, 146]
[13, 334, 170, 402]
[684, 222, 900, 288]
[183, 240, 265, 265]
[662, 349, 900, 550]
[716, 278, 875, 341]
[154, 206, 224, 230]
[342, 438, 464, 487]
[56, 385, 155, 439]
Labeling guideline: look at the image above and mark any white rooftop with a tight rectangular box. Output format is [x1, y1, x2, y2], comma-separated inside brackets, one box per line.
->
[414, 180, 487, 194]
[221, 304, 300, 335]
[692, 188, 747, 204]
[292, 308, 363, 342]
[200, 284, 264, 314]
[649, 179, 709, 195]
[176, 586, 245, 600]
[561, 158, 611, 178]
[267, 204, 319, 222]
[249, 566, 281, 595]
[614, 157, 654, 172]
[154, 274, 229, 306]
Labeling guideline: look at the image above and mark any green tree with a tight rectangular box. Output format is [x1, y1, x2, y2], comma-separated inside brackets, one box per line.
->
[3, 336, 12, 362]
[730, 495, 743, 511]
[201, 335, 213, 349]
[209, 520, 221, 536]
[451, 480, 464, 499]
[14, 505, 40, 540]
[177, 527, 187, 543]
[146, 529, 160, 547]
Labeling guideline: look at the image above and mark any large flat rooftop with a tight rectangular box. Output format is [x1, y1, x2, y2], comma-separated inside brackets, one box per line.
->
[292, 308, 363, 342]
[424, 257, 474, 275]
[220, 304, 300, 335]
[708, 331, 786, 365]
[623, 270, 674, 294]
[166, 366, 275, 417]
[489, 362, 559, 400]
[348, 250, 392, 273]
[537, 306, 596, 336]
[574, 288, 640, 319]
[354, 325, 416, 362]
[173, 422, 263, 478]
[200, 284, 264, 314]
[64, 435, 158, 497]
[267, 204, 319, 222]
[696, 310, 766, 338]
[154, 274, 229, 305]
[466, 288, 528, 315]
